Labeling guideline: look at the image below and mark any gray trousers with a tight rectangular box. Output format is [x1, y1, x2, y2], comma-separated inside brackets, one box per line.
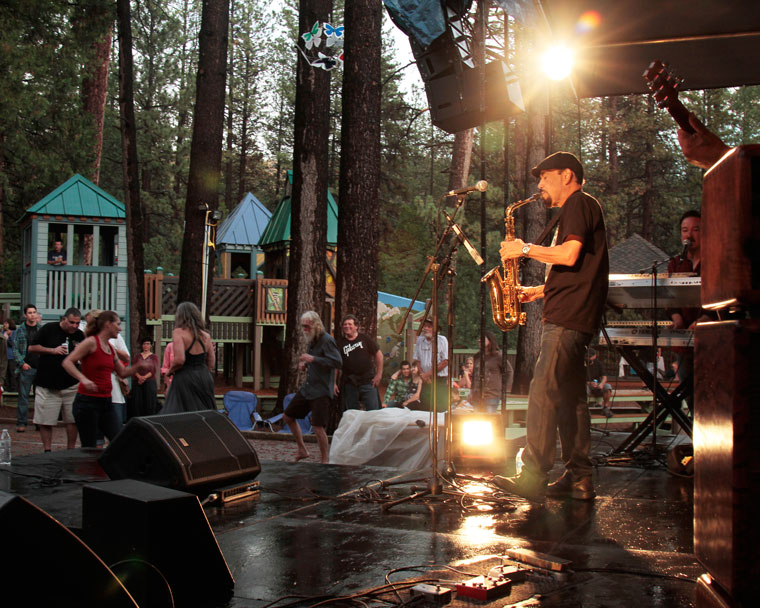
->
[522, 323, 593, 482]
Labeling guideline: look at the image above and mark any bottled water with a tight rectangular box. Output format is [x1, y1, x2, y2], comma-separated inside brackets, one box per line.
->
[515, 447, 524, 476]
[0, 429, 11, 465]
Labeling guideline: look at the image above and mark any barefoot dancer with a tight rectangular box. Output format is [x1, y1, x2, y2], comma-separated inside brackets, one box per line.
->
[283, 311, 342, 464]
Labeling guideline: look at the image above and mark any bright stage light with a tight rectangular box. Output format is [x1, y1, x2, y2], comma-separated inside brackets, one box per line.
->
[461, 420, 494, 447]
[541, 45, 574, 81]
[450, 413, 506, 468]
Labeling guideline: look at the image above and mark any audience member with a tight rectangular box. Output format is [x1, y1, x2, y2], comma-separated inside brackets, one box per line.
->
[47, 239, 67, 265]
[335, 314, 382, 411]
[62, 311, 146, 447]
[474, 332, 513, 413]
[284, 311, 342, 463]
[161, 341, 175, 391]
[3, 319, 16, 392]
[412, 319, 449, 412]
[586, 348, 612, 418]
[383, 360, 422, 409]
[12, 304, 40, 433]
[453, 356, 474, 390]
[130, 337, 159, 417]
[27, 308, 84, 451]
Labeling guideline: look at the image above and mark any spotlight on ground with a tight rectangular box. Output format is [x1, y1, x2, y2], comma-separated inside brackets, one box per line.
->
[541, 45, 574, 81]
[450, 413, 506, 468]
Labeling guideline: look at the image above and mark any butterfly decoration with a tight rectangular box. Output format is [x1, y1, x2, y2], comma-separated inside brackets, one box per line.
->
[310, 52, 339, 71]
[302, 21, 322, 50]
[297, 21, 345, 71]
[323, 22, 344, 48]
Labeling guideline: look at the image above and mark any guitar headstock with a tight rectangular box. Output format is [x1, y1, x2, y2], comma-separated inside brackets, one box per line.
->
[643, 60, 694, 133]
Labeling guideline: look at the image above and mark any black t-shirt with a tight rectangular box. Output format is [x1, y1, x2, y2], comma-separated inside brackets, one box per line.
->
[586, 358, 604, 383]
[336, 332, 379, 384]
[31, 322, 85, 390]
[542, 190, 609, 335]
[21, 322, 41, 369]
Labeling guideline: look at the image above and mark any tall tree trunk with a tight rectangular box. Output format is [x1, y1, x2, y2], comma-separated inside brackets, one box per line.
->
[0, 133, 4, 287]
[117, 0, 148, 351]
[335, 0, 382, 337]
[225, 0, 236, 209]
[174, 0, 192, 201]
[81, 7, 113, 187]
[177, 0, 230, 307]
[277, 0, 333, 407]
[448, 129, 474, 192]
[513, 106, 547, 394]
[642, 96, 655, 241]
[237, 54, 251, 203]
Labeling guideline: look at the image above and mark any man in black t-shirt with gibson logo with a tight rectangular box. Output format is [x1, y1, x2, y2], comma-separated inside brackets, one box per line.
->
[494, 152, 609, 503]
[335, 315, 383, 411]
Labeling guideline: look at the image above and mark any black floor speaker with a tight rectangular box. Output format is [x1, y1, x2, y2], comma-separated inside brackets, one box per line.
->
[99, 410, 261, 492]
[0, 491, 137, 607]
[82, 479, 234, 608]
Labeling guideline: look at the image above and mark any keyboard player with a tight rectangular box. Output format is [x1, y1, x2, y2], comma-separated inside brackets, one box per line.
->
[667, 210, 714, 409]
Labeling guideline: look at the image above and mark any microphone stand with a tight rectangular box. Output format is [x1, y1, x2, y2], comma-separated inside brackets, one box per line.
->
[392, 193, 484, 499]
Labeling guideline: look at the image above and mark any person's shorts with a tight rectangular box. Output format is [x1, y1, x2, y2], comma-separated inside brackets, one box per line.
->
[33, 385, 77, 425]
[587, 383, 612, 398]
[285, 392, 331, 428]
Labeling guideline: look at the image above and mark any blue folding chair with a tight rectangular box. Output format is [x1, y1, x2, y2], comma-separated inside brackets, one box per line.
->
[223, 391, 263, 432]
[255, 392, 293, 431]
[270, 393, 313, 435]
[278, 411, 313, 435]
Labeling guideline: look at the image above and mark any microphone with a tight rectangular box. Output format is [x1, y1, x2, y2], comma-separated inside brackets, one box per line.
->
[447, 180, 488, 196]
[680, 239, 690, 259]
[442, 210, 484, 265]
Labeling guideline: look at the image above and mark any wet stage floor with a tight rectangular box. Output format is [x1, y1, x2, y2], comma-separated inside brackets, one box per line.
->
[2, 434, 700, 607]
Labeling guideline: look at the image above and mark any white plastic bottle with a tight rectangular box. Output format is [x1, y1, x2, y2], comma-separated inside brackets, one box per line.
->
[0, 428, 11, 465]
[515, 447, 524, 476]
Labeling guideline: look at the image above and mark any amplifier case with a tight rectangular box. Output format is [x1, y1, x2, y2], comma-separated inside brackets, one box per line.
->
[694, 319, 760, 606]
[701, 144, 760, 309]
[99, 410, 261, 492]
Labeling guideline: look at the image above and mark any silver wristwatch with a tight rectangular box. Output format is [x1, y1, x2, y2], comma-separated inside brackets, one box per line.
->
[521, 243, 532, 256]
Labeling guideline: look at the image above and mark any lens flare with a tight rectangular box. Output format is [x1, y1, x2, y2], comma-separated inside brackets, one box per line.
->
[576, 10, 601, 35]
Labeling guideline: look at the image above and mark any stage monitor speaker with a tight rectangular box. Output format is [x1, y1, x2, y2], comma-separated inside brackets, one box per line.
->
[0, 491, 137, 607]
[82, 479, 233, 608]
[694, 319, 760, 607]
[99, 410, 261, 492]
[425, 60, 525, 133]
[702, 144, 760, 310]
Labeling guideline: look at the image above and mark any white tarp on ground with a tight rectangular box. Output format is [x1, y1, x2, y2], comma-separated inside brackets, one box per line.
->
[329, 408, 445, 470]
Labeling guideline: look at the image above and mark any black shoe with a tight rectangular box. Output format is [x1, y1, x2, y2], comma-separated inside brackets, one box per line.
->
[492, 474, 546, 502]
[546, 472, 595, 501]
[601, 406, 613, 418]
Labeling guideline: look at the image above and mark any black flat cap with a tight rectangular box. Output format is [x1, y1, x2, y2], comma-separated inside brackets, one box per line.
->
[531, 151, 584, 183]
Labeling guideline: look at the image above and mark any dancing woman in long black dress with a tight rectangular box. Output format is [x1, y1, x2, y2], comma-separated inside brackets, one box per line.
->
[161, 302, 216, 414]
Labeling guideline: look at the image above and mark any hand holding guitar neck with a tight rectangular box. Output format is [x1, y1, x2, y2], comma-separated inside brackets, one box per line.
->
[643, 59, 732, 169]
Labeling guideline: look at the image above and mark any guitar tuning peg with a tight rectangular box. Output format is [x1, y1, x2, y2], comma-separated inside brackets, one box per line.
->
[674, 76, 684, 90]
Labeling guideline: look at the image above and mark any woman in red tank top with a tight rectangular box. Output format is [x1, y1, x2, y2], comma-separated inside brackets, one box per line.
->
[63, 311, 149, 448]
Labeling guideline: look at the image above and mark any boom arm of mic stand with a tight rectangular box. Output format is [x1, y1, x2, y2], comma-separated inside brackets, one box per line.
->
[396, 194, 466, 334]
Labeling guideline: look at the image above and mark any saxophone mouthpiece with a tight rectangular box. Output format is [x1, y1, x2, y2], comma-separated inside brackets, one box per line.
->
[528, 192, 542, 202]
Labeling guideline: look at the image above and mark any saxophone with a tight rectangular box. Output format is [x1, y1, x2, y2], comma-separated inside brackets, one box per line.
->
[482, 193, 541, 331]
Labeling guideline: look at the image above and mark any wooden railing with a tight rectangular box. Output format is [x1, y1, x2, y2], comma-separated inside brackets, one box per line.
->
[144, 271, 259, 320]
[45, 267, 123, 313]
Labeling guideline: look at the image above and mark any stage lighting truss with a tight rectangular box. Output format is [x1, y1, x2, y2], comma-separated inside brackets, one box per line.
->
[445, 2, 519, 72]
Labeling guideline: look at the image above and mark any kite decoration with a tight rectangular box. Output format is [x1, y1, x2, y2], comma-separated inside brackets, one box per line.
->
[297, 21, 344, 71]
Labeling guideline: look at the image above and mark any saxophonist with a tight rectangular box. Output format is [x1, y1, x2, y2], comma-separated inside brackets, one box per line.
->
[494, 152, 609, 502]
